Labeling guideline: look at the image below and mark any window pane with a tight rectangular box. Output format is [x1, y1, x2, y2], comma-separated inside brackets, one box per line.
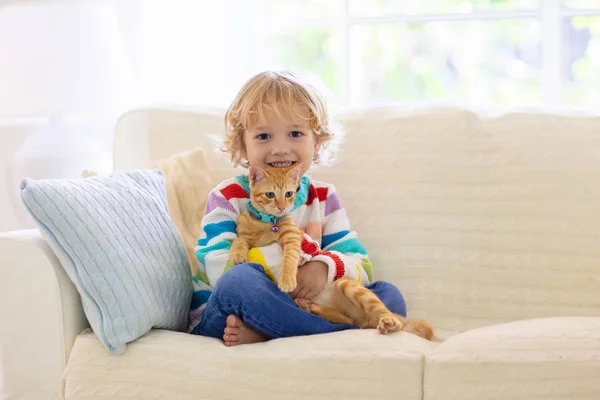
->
[563, 17, 600, 108]
[350, 0, 540, 16]
[563, 0, 600, 8]
[258, 26, 344, 99]
[349, 20, 541, 106]
[264, 0, 345, 18]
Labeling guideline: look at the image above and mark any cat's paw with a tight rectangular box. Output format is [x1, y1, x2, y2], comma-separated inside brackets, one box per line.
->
[277, 270, 297, 293]
[294, 298, 313, 312]
[377, 314, 404, 334]
[229, 250, 247, 266]
[229, 239, 249, 266]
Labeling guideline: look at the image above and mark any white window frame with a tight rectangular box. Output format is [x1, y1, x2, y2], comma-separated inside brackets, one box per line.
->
[249, 0, 600, 107]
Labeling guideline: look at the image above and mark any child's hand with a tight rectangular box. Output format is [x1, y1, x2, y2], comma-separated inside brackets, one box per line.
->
[303, 222, 322, 243]
[289, 260, 328, 300]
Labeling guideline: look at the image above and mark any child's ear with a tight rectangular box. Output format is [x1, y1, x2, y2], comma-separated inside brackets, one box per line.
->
[249, 165, 266, 186]
[288, 162, 303, 185]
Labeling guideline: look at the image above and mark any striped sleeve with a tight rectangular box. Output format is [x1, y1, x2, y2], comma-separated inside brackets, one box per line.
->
[301, 184, 373, 285]
[195, 184, 240, 287]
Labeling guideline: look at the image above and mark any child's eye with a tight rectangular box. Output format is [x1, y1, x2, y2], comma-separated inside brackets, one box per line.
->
[285, 191, 293, 198]
[256, 133, 270, 140]
[289, 131, 303, 138]
[265, 192, 275, 199]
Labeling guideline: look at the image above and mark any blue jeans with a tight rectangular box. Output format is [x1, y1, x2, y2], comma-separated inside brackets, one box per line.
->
[191, 262, 407, 340]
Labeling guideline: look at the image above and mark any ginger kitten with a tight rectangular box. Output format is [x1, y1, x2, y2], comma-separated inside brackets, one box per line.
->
[229, 164, 433, 340]
[229, 164, 304, 292]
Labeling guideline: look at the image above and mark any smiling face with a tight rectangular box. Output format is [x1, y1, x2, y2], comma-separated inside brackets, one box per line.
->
[242, 103, 318, 176]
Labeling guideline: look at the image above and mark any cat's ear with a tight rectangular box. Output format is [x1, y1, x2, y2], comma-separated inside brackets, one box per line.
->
[288, 162, 303, 185]
[249, 165, 267, 186]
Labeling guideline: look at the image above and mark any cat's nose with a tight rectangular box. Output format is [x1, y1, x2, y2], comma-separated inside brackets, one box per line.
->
[278, 206, 285, 212]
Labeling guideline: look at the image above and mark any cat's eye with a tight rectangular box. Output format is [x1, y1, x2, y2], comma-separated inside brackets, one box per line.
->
[285, 191, 293, 198]
[289, 131, 303, 138]
[265, 192, 275, 199]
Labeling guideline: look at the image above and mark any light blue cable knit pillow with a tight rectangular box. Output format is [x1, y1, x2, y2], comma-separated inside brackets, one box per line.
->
[20, 170, 192, 355]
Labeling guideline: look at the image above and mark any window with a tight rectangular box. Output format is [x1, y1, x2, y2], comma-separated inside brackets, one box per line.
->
[247, 0, 600, 109]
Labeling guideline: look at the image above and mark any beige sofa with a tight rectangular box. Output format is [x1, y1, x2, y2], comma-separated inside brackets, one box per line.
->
[2, 105, 600, 400]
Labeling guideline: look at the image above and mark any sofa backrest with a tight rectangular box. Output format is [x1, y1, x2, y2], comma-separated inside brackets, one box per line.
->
[114, 105, 600, 339]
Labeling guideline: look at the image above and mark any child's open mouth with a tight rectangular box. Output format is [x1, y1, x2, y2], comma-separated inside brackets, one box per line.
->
[268, 161, 296, 168]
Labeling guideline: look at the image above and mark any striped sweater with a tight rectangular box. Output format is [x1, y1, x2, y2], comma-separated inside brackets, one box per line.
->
[188, 173, 374, 331]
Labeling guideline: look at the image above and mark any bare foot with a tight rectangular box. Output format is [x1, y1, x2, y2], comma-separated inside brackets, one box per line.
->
[223, 315, 266, 346]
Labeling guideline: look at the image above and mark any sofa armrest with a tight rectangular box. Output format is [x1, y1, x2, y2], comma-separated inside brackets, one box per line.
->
[0, 229, 88, 400]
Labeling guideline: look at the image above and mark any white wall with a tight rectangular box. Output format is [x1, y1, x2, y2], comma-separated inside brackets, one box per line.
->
[0, 124, 34, 231]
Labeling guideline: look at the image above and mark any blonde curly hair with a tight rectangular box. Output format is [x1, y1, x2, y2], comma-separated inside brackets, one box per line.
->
[222, 70, 338, 168]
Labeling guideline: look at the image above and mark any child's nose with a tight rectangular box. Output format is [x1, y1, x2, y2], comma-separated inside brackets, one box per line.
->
[270, 146, 290, 155]
[270, 136, 291, 155]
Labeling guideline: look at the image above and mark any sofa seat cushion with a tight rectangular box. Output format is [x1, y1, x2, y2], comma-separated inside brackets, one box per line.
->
[64, 329, 437, 400]
[424, 317, 600, 400]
